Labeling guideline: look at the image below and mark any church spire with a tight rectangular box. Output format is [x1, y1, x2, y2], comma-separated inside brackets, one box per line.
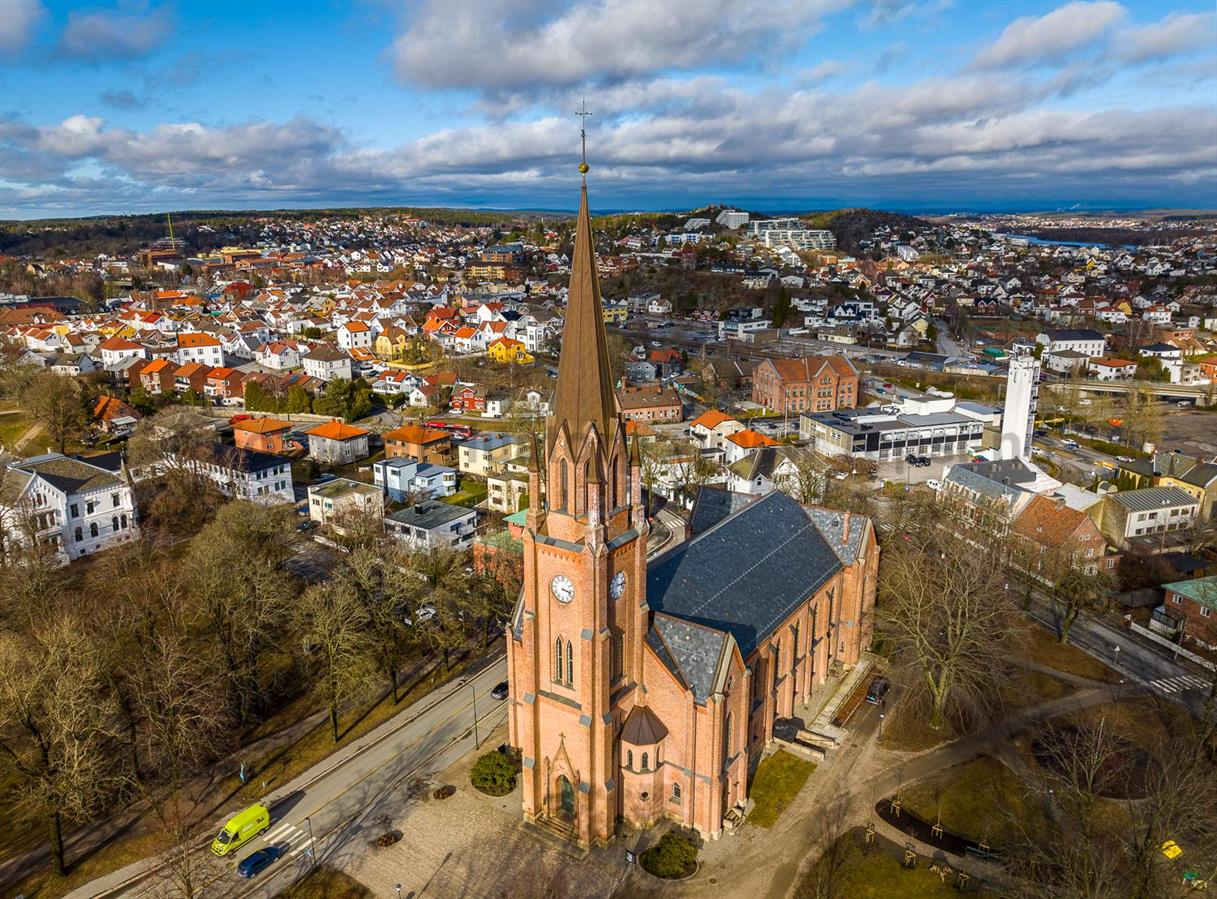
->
[549, 110, 617, 455]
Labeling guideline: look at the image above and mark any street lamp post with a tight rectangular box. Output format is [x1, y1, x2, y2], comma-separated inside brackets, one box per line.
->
[304, 815, 316, 873]
[395, 884, 402, 899]
[878, 698, 886, 739]
[1113, 644, 1121, 667]
[471, 682, 480, 749]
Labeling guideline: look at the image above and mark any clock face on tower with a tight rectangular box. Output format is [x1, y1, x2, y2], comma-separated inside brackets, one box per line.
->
[550, 574, 575, 604]
[610, 571, 626, 600]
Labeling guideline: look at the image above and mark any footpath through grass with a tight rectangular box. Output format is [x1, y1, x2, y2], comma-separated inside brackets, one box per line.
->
[748, 749, 815, 828]
[899, 755, 1048, 848]
[800, 828, 1001, 899]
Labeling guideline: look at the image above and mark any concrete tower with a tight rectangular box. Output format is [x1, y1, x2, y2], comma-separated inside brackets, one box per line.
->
[1000, 350, 1040, 460]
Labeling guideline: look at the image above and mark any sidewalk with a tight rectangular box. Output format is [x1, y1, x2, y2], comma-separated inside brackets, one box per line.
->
[58, 649, 505, 899]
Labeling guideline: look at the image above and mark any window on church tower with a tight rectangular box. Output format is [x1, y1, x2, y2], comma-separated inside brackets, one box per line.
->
[671, 783, 681, 803]
[554, 637, 564, 683]
[559, 460, 568, 511]
[566, 639, 574, 685]
[626, 749, 633, 769]
[641, 752, 649, 771]
[723, 713, 733, 767]
[611, 627, 624, 682]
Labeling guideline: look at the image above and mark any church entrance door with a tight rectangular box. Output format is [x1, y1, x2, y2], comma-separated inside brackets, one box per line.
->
[558, 775, 576, 820]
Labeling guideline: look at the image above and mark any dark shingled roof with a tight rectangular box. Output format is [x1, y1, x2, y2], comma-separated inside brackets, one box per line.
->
[688, 485, 756, 536]
[649, 613, 728, 704]
[647, 491, 843, 658]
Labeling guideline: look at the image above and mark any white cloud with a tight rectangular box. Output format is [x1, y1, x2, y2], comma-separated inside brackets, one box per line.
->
[59, 3, 174, 60]
[800, 60, 847, 83]
[972, 1, 1126, 69]
[1115, 11, 1216, 64]
[0, 0, 44, 53]
[392, 0, 845, 92]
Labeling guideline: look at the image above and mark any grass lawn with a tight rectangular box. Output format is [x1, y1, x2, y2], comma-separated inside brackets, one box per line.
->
[1022, 623, 1122, 684]
[899, 756, 1048, 848]
[445, 478, 488, 508]
[1001, 666, 1075, 711]
[280, 866, 372, 898]
[748, 750, 815, 828]
[0, 410, 36, 452]
[4, 830, 164, 899]
[799, 828, 1001, 899]
[878, 705, 957, 753]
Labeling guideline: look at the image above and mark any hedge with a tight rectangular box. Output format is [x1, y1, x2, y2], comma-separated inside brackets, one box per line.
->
[470, 750, 517, 796]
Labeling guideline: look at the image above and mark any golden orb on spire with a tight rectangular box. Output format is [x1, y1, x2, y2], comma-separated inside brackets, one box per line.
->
[578, 161, 590, 174]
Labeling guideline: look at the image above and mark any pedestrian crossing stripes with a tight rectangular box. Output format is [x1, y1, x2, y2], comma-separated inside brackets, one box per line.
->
[259, 820, 314, 856]
[1148, 674, 1209, 694]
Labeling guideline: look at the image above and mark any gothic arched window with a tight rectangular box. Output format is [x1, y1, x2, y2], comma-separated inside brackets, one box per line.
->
[611, 626, 624, 681]
[641, 752, 649, 771]
[671, 783, 681, 802]
[111, 516, 119, 532]
[559, 459, 569, 511]
[723, 713, 733, 767]
[89, 522, 99, 538]
[566, 639, 574, 686]
[626, 749, 633, 769]
[554, 637, 564, 683]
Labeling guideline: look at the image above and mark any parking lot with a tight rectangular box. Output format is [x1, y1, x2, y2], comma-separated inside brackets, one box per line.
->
[873, 452, 973, 486]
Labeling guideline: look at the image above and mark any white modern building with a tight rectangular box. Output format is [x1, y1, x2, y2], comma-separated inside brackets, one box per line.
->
[187, 446, 294, 505]
[715, 209, 750, 230]
[1001, 352, 1039, 461]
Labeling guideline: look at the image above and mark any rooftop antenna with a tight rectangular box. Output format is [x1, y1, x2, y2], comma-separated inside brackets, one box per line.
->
[575, 99, 592, 177]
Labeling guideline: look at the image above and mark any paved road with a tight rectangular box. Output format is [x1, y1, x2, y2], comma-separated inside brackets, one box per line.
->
[100, 657, 510, 899]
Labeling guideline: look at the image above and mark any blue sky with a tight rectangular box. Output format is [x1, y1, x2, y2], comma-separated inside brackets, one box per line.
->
[0, 0, 1214, 218]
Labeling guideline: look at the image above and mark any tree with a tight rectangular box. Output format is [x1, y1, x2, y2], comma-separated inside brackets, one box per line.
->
[879, 528, 1020, 729]
[776, 450, 827, 505]
[341, 546, 413, 703]
[1122, 386, 1163, 450]
[1048, 564, 1117, 645]
[0, 615, 126, 876]
[183, 502, 298, 725]
[1134, 356, 1169, 382]
[314, 378, 372, 422]
[772, 286, 792, 328]
[284, 384, 312, 414]
[243, 380, 276, 413]
[406, 546, 474, 671]
[294, 581, 373, 743]
[22, 371, 86, 453]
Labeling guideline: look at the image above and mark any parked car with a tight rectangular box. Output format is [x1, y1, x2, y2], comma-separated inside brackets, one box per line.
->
[491, 681, 509, 701]
[1115, 455, 1133, 463]
[865, 677, 890, 704]
[916, 456, 931, 467]
[905, 453, 918, 465]
[926, 478, 942, 491]
[237, 847, 283, 879]
[1062, 439, 1080, 449]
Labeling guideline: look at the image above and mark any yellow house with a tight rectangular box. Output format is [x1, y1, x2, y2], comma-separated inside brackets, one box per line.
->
[602, 300, 628, 325]
[374, 327, 410, 359]
[487, 337, 534, 365]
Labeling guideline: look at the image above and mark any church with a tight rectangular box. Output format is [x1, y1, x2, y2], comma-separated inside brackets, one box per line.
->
[506, 162, 879, 848]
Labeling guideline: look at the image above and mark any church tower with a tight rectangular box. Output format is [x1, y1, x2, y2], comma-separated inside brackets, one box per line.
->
[506, 133, 649, 847]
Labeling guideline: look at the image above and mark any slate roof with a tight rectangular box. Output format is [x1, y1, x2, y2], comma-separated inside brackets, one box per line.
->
[688, 486, 757, 536]
[648, 613, 728, 704]
[12, 454, 120, 494]
[647, 490, 843, 658]
[620, 704, 669, 746]
[387, 501, 475, 531]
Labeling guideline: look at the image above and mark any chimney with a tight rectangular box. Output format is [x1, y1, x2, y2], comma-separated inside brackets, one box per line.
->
[843, 511, 851, 542]
[1055, 497, 1065, 511]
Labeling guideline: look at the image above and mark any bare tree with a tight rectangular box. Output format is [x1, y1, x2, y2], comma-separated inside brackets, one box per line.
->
[293, 581, 374, 743]
[21, 371, 86, 453]
[0, 615, 126, 876]
[183, 502, 298, 725]
[341, 545, 414, 703]
[879, 528, 1021, 729]
[775, 448, 826, 505]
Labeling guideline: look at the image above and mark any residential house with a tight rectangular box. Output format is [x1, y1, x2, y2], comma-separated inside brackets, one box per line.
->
[302, 344, 353, 382]
[1162, 576, 1217, 651]
[723, 428, 779, 465]
[488, 337, 534, 365]
[457, 432, 518, 476]
[725, 445, 819, 497]
[383, 423, 452, 464]
[176, 332, 224, 367]
[306, 419, 370, 465]
[138, 358, 177, 395]
[1035, 329, 1106, 357]
[373, 458, 458, 501]
[188, 445, 294, 505]
[385, 501, 478, 549]
[337, 321, 373, 351]
[98, 335, 146, 369]
[232, 417, 293, 454]
[689, 410, 746, 454]
[1011, 494, 1117, 580]
[308, 477, 384, 531]
[0, 453, 138, 562]
[615, 385, 683, 423]
[255, 341, 301, 370]
[1093, 487, 1199, 551]
[92, 395, 141, 437]
[1088, 357, 1137, 381]
[450, 385, 488, 415]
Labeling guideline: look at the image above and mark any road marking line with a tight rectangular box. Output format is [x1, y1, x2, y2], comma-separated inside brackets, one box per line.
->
[264, 822, 296, 843]
[289, 839, 313, 857]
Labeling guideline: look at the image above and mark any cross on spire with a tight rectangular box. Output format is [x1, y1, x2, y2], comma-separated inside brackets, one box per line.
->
[576, 99, 592, 176]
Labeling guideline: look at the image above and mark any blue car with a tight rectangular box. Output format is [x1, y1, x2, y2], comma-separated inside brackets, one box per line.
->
[237, 847, 282, 879]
